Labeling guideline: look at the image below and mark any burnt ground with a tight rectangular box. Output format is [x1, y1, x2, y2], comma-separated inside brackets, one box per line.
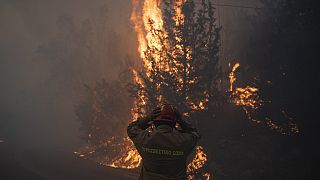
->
[0, 142, 138, 180]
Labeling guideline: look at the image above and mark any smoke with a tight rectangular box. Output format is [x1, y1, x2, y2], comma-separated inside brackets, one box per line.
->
[0, 0, 136, 150]
[0, 0, 264, 150]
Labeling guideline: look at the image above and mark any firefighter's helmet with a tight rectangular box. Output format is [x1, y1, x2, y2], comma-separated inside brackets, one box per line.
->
[153, 104, 178, 126]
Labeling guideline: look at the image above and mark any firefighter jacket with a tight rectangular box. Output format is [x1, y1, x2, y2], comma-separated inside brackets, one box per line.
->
[127, 121, 199, 180]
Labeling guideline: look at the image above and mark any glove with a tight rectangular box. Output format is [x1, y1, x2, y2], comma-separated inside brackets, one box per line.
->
[175, 111, 195, 131]
[138, 107, 162, 129]
[177, 118, 200, 138]
[178, 119, 194, 131]
[174, 107, 182, 122]
[174, 109, 201, 139]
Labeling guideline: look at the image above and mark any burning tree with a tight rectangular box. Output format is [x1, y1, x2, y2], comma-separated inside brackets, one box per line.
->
[129, 0, 222, 179]
[130, 0, 222, 121]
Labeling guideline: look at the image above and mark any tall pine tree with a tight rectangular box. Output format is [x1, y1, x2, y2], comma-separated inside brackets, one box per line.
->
[130, 0, 222, 122]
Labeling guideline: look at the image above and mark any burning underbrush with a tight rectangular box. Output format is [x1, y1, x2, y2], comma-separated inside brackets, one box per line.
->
[75, 137, 141, 169]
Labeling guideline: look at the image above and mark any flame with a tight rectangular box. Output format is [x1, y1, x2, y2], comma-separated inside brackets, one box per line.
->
[131, 0, 165, 74]
[228, 63, 299, 135]
[173, 0, 186, 25]
[228, 62, 240, 92]
[106, 138, 142, 169]
[203, 172, 211, 180]
[187, 146, 209, 179]
[74, 136, 142, 169]
[231, 87, 262, 110]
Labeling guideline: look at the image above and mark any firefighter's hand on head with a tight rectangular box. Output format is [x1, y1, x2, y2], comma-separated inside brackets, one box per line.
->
[177, 118, 200, 138]
[137, 107, 162, 129]
[174, 108, 187, 127]
[177, 118, 193, 130]
[174, 107, 182, 122]
[175, 111, 195, 131]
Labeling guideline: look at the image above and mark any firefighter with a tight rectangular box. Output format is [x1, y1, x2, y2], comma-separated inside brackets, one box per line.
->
[127, 104, 200, 180]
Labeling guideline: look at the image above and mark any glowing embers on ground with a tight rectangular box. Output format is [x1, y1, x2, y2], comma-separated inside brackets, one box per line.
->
[228, 63, 299, 135]
[74, 136, 141, 169]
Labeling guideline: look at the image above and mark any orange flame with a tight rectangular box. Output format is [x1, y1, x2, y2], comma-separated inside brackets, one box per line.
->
[106, 138, 142, 169]
[228, 62, 240, 92]
[229, 63, 262, 110]
[187, 146, 210, 179]
[131, 0, 165, 74]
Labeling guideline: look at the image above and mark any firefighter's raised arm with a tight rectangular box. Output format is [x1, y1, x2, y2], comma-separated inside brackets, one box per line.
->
[174, 108, 201, 139]
[175, 111, 200, 155]
[177, 118, 201, 139]
[127, 108, 162, 143]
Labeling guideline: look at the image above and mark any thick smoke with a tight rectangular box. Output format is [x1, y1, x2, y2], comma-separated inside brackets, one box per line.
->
[0, 0, 263, 150]
[0, 0, 136, 150]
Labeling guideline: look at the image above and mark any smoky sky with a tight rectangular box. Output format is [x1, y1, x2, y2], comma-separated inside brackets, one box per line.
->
[0, 0, 136, 150]
[0, 0, 263, 150]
